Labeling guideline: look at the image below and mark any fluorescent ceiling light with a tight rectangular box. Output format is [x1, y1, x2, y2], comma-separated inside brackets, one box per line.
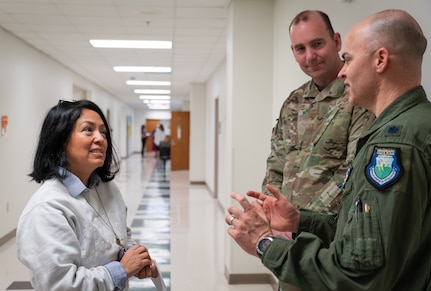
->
[139, 95, 171, 100]
[90, 39, 172, 49]
[134, 89, 171, 94]
[127, 80, 171, 86]
[146, 103, 171, 110]
[143, 100, 171, 104]
[114, 66, 171, 73]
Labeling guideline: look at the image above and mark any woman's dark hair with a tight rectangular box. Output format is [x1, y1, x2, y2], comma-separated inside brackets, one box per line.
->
[29, 99, 120, 183]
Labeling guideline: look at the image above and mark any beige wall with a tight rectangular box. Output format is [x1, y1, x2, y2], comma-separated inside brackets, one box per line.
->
[0, 26, 133, 238]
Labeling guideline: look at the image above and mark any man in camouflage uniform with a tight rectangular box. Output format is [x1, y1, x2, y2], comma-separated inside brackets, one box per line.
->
[263, 10, 374, 214]
[263, 11, 373, 290]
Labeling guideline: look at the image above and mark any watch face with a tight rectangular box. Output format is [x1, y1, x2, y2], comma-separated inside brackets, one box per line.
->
[259, 238, 272, 250]
[257, 237, 274, 256]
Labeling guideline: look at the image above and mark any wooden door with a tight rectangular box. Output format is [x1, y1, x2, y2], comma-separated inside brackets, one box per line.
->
[146, 119, 160, 153]
[170, 111, 190, 170]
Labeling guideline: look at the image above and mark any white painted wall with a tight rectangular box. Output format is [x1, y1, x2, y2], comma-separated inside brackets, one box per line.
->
[189, 83, 207, 183]
[224, 0, 274, 275]
[204, 62, 227, 193]
[0, 26, 135, 238]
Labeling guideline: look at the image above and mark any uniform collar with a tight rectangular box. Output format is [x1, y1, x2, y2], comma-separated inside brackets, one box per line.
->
[304, 78, 346, 102]
[355, 86, 426, 154]
[58, 167, 101, 198]
[366, 86, 426, 134]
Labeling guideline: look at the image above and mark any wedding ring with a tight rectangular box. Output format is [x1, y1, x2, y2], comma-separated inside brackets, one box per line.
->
[229, 215, 235, 225]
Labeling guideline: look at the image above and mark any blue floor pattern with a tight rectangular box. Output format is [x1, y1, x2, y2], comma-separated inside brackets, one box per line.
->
[128, 163, 171, 290]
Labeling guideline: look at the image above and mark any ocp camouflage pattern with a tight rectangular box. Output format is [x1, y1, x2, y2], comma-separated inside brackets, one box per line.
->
[263, 78, 374, 213]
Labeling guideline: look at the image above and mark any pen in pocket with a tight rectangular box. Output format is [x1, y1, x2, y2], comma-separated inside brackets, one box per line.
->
[355, 197, 363, 213]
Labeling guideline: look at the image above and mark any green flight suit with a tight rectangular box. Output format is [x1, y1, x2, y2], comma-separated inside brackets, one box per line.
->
[261, 86, 431, 290]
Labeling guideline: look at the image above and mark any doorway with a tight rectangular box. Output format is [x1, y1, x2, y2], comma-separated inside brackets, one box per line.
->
[214, 98, 219, 199]
[145, 119, 161, 154]
[170, 111, 190, 170]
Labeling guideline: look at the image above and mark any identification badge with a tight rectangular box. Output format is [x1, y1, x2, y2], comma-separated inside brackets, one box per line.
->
[338, 163, 352, 189]
[365, 147, 403, 190]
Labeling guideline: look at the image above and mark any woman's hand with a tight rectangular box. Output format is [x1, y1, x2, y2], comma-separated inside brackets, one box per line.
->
[120, 244, 153, 278]
[136, 259, 159, 279]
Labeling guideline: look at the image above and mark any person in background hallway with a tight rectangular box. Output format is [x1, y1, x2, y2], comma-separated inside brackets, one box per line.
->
[153, 123, 166, 158]
[17, 100, 159, 290]
[227, 9, 431, 290]
[263, 11, 374, 290]
[141, 124, 148, 158]
[158, 135, 171, 171]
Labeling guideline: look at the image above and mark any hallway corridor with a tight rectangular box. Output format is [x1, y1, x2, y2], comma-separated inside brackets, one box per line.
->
[0, 154, 273, 291]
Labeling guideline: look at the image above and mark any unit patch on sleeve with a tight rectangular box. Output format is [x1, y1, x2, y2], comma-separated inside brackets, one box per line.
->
[365, 147, 403, 191]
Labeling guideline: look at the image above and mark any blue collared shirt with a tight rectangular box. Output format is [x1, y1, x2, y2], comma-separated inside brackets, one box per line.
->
[58, 167, 128, 290]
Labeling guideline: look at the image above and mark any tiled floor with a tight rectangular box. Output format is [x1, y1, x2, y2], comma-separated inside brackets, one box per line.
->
[0, 153, 274, 291]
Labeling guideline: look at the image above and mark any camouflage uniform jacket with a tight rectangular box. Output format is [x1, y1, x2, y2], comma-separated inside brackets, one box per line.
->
[263, 78, 374, 213]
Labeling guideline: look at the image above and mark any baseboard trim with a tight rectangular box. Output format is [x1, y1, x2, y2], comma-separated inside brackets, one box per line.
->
[225, 266, 278, 290]
[0, 229, 16, 247]
[269, 274, 278, 290]
[189, 181, 205, 185]
[190, 181, 218, 199]
[228, 273, 270, 284]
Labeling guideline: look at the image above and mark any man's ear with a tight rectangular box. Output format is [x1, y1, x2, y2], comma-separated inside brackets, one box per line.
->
[334, 32, 342, 51]
[375, 47, 389, 73]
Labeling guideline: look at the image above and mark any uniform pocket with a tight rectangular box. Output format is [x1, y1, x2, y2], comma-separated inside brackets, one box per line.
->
[340, 196, 385, 271]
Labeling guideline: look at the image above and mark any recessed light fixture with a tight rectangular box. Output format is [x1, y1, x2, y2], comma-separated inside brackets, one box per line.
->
[143, 100, 171, 110]
[90, 39, 172, 49]
[143, 100, 171, 104]
[143, 99, 171, 110]
[139, 95, 171, 100]
[134, 89, 171, 94]
[146, 104, 170, 110]
[127, 80, 171, 86]
[114, 66, 172, 73]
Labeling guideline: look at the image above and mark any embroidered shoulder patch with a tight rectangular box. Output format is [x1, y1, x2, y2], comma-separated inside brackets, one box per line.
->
[365, 147, 403, 191]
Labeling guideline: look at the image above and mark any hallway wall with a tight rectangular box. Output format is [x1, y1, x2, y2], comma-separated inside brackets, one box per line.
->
[272, 0, 431, 118]
[0, 26, 134, 239]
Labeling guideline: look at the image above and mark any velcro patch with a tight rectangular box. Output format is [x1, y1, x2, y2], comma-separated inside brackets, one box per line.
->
[365, 147, 403, 191]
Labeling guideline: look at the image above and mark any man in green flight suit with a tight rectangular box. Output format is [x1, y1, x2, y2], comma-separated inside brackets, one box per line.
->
[228, 9, 431, 291]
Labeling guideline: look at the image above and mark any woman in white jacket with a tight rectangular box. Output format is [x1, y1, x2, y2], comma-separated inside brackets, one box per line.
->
[17, 100, 158, 290]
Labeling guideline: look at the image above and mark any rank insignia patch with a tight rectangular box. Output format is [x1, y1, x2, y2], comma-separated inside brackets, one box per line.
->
[365, 147, 403, 190]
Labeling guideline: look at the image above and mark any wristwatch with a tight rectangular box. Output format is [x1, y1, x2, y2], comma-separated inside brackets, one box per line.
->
[256, 236, 274, 258]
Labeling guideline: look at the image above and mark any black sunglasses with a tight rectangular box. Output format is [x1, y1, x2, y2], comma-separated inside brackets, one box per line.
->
[57, 99, 77, 109]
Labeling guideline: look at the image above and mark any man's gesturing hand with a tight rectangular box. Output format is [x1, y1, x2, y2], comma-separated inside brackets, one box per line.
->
[247, 184, 300, 233]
